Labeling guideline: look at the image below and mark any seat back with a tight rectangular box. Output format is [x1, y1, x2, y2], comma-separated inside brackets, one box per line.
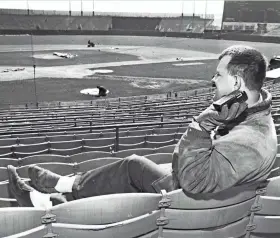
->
[51, 212, 160, 238]
[157, 183, 259, 238]
[248, 176, 280, 238]
[50, 193, 161, 225]
[70, 151, 113, 163]
[0, 207, 45, 237]
[17, 163, 74, 179]
[0, 198, 18, 208]
[0, 158, 19, 167]
[76, 158, 122, 173]
[19, 154, 68, 166]
[2, 225, 48, 238]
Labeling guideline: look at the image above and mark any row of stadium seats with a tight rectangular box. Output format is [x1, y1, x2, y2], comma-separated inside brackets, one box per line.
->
[0, 132, 181, 158]
[0, 111, 195, 130]
[0, 96, 209, 117]
[0, 155, 280, 237]
[0, 81, 279, 237]
[0, 151, 174, 183]
[0, 125, 187, 148]
[0, 14, 213, 32]
[0, 103, 203, 120]
[0, 149, 278, 200]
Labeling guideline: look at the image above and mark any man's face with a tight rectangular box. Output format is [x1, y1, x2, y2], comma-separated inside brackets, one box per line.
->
[212, 55, 237, 101]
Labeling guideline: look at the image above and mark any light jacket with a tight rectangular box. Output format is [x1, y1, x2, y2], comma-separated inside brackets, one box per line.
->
[172, 88, 277, 194]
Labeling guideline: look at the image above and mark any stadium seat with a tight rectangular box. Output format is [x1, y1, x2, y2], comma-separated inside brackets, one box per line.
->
[70, 151, 113, 163]
[115, 148, 155, 157]
[156, 144, 176, 154]
[160, 175, 280, 238]
[0, 158, 19, 167]
[0, 181, 14, 199]
[145, 140, 178, 148]
[49, 193, 161, 238]
[269, 155, 280, 178]
[0, 207, 46, 237]
[50, 147, 85, 156]
[146, 133, 181, 142]
[118, 141, 147, 151]
[75, 158, 123, 173]
[17, 163, 74, 179]
[83, 144, 114, 153]
[0, 163, 75, 182]
[51, 213, 159, 238]
[0, 198, 18, 208]
[18, 154, 69, 166]
[50, 140, 82, 150]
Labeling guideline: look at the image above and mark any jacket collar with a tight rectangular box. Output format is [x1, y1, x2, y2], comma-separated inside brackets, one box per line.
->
[216, 88, 272, 136]
[246, 88, 272, 116]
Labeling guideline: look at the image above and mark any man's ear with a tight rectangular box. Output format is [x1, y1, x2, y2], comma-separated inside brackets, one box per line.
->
[234, 76, 242, 90]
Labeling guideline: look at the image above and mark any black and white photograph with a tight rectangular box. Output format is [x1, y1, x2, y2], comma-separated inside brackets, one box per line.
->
[0, 0, 280, 237]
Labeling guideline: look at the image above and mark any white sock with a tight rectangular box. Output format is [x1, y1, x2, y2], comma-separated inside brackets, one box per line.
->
[54, 176, 76, 193]
[29, 189, 53, 209]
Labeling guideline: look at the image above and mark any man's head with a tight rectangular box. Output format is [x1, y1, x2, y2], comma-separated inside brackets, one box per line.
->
[212, 45, 268, 101]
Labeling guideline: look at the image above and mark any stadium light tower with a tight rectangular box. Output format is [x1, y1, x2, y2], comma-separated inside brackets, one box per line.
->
[204, 0, 208, 32]
[192, 0, 196, 29]
[181, 1, 184, 18]
[26, 0, 30, 15]
[30, 34, 38, 106]
[93, 0, 95, 16]
[69, 0, 71, 16]
[81, 0, 83, 16]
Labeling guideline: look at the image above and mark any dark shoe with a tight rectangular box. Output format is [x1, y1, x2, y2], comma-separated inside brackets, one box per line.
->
[7, 165, 34, 207]
[28, 165, 61, 194]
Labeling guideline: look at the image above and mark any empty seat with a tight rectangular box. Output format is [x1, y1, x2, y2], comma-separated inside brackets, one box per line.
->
[17, 163, 74, 179]
[51, 212, 159, 238]
[50, 193, 161, 225]
[0, 207, 46, 237]
[156, 144, 176, 154]
[70, 151, 113, 163]
[0, 181, 14, 199]
[75, 158, 122, 173]
[0, 158, 19, 167]
[249, 176, 280, 238]
[18, 154, 69, 166]
[0, 198, 18, 208]
[115, 148, 155, 158]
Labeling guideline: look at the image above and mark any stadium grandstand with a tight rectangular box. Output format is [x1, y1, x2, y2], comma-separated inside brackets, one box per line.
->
[1, 1, 280, 238]
[0, 8, 214, 33]
[222, 1, 280, 36]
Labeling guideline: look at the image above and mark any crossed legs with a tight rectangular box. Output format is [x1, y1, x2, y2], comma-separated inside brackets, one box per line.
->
[8, 155, 177, 207]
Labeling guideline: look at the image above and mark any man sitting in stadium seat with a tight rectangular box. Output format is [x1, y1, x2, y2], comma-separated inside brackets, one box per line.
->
[8, 45, 277, 207]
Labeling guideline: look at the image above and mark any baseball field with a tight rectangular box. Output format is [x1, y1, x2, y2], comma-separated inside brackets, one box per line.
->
[0, 35, 279, 106]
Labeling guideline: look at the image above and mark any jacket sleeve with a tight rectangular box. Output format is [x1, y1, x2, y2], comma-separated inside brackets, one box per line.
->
[172, 120, 267, 194]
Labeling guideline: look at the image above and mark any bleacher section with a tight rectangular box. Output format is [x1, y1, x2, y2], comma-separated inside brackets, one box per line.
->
[112, 16, 161, 31]
[157, 17, 213, 33]
[0, 81, 280, 237]
[264, 26, 280, 37]
[0, 14, 112, 31]
[0, 13, 213, 33]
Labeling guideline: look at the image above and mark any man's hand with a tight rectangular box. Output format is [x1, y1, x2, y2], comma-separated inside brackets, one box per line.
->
[194, 102, 248, 133]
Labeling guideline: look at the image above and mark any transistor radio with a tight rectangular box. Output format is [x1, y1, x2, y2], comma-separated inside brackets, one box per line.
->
[213, 91, 248, 112]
